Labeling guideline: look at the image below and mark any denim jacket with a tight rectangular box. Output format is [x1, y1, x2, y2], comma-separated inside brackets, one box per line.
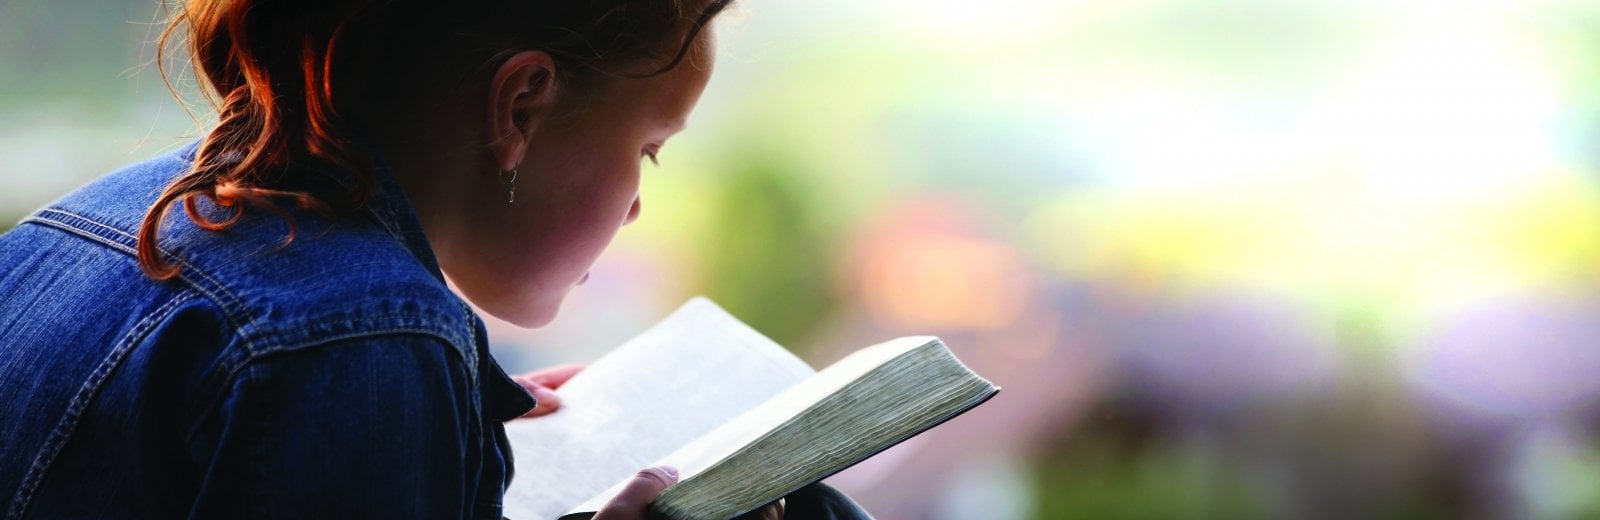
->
[0, 142, 536, 518]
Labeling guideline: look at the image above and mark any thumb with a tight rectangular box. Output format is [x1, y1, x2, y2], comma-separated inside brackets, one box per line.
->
[592, 466, 678, 520]
[520, 384, 563, 418]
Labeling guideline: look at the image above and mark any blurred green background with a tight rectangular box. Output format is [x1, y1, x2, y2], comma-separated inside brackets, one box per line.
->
[7, 0, 1600, 517]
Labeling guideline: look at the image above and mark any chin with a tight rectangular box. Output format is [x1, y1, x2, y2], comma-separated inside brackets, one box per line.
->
[471, 290, 564, 329]
[500, 301, 562, 329]
[447, 268, 572, 328]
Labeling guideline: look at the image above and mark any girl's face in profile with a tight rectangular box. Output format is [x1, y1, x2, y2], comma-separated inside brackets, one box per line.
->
[448, 32, 717, 327]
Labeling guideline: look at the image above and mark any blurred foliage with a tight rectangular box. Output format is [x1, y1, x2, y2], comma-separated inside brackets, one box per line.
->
[693, 155, 840, 350]
[1032, 427, 1267, 519]
[12, 1, 1600, 517]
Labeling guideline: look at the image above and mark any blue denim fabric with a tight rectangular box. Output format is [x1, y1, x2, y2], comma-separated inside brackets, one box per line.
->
[0, 142, 536, 518]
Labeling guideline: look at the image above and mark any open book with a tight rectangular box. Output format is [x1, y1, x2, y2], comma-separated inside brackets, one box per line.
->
[502, 298, 999, 520]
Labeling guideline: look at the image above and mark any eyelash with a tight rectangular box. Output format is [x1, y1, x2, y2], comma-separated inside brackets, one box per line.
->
[642, 148, 660, 167]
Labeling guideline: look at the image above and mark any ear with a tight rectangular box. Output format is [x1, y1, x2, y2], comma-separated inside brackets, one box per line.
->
[487, 50, 558, 172]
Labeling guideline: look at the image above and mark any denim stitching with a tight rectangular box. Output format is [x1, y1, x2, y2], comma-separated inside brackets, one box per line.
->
[19, 216, 246, 337]
[177, 312, 477, 442]
[179, 329, 471, 444]
[243, 320, 474, 355]
[23, 211, 482, 458]
[461, 302, 480, 380]
[24, 211, 260, 348]
[4, 292, 197, 520]
[32, 209, 256, 320]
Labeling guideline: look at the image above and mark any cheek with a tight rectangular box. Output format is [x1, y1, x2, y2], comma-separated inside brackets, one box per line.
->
[535, 159, 642, 266]
[449, 132, 648, 325]
[576, 160, 642, 229]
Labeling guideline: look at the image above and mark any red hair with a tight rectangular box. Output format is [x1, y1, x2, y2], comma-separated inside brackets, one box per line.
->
[138, 0, 729, 279]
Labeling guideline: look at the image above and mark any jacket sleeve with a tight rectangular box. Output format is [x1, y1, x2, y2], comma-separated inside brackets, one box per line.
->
[188, 334, 485, 519]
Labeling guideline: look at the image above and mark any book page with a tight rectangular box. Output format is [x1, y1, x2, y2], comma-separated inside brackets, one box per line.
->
[657, 336, 936, 477]
[651, 337, 999, 519]
[502, 298, 814, 520]
[569, 336, 940, 516]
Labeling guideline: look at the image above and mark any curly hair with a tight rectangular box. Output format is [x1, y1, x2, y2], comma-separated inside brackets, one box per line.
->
[137, 0, 731, 279]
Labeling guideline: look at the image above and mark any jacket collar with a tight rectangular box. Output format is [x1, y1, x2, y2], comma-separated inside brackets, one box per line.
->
[364, 153, 447, 283]
[173, 138, 443, 282]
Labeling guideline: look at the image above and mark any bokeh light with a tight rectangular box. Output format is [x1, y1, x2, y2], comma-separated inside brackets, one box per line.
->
[7, 0, 1600, 517]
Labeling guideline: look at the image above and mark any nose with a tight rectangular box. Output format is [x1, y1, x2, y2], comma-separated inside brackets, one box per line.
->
[624, 196, 641, 225]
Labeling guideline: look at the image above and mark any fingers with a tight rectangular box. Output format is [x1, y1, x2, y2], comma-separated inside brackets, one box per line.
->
[513, 364, 585, 418]
[592, 466, 678, 520]
[519, 383, 563, 418]
[734, 498, 785, 520]
[759, 498, 785, 520]
[521, 363, 585, 389]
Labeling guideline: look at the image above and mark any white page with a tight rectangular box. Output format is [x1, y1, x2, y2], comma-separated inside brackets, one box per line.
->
[657, 336, 935, 479]
[502, 298, 815, 520]
[570, 336, 938, 516]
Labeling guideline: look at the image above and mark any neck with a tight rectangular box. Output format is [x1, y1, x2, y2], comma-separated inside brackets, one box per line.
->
[362, 102, 486, 277]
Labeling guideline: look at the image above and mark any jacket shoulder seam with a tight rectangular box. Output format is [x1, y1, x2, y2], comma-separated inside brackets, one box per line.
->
[21, 210, 261, 349]
[4, 292, 200, 520]
[180, 329, 475, 444]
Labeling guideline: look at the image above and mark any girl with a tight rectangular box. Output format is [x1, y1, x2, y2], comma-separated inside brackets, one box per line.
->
[0, 0, 867, 518]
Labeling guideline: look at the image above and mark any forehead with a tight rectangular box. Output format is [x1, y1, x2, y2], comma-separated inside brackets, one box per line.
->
[622, 36, 715, 123]
[550, 27, 715, 132]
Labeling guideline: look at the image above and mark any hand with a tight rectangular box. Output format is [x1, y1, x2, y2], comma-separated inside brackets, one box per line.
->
[588, 467, 785, 520]
[736, 498, 786, 520]
[511, 364, 584, 418]
[592, 466, 677, 520]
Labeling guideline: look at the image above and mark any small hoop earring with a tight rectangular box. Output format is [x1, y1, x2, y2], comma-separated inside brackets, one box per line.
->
[499, 169, 519, 203]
